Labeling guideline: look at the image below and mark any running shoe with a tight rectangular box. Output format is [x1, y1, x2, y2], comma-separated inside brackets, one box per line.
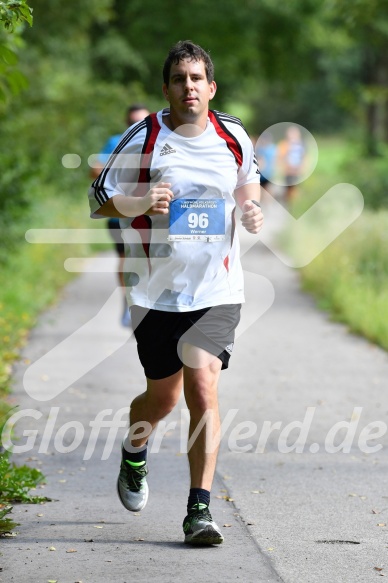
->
[117, 453, 148, 512]
[183, 503, 224, 545]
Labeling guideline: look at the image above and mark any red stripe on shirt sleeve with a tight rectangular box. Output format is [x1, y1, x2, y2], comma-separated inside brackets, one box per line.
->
[138, 113, 161, 183]
[131, 214, 153, 275]
[208, 110, 243, 167]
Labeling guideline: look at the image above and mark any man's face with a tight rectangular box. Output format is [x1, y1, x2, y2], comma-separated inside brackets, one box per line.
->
[127, 108, 149, 126]
[162, 58, 216, 121]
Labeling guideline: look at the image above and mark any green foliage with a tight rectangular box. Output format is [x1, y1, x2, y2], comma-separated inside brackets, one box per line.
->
[341, 148, 388, 209]
[0, 1, 32, 101]
[321, 0, 388, 154]
[0, 449, 46, 503]
[300, 209, 388, 350]
[0, 192, 99, 393]
[0, 0, 32, 31]
[0, 0, 154, 257]
[0, 430, 48, 534]
[0, 32, 28, 101]
[284, 136, 388, 351]
[93, 0, 326, 109]
[0, 504, 19, 535]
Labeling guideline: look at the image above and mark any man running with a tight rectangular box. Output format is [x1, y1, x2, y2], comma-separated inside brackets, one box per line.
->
[88, 40, 263, 545]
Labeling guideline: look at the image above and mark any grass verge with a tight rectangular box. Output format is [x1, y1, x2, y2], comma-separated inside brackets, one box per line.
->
[0, 448, 50, 536]
[283, 135, 388, 350]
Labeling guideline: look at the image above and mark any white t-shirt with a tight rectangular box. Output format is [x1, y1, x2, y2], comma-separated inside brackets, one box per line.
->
[89, 109, 260, 312]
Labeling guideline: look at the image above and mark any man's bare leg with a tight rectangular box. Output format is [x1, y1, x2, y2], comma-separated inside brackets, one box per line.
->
[181, 343, 224, 544]
[118, 370, 183, 512]
[127, 370, 183, 448]
[182, 348, 222, 490]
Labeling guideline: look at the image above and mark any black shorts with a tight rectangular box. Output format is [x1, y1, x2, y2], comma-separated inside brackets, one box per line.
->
[131, 304, 241, 380]
[107, 218, 124, 255]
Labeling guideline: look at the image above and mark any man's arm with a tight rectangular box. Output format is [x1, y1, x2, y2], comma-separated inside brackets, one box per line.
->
[95, 182, 174, 218]
[90, 163, 103, 180]
[234, 182, 263, 234]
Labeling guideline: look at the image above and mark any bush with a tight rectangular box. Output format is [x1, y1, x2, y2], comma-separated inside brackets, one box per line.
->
[283, 136, 388, 351]
[341, 148, 388, 210]
[301, 208, 388, 341]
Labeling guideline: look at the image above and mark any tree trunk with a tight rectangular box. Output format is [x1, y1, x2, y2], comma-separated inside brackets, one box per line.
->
[366, 102, 379, 156]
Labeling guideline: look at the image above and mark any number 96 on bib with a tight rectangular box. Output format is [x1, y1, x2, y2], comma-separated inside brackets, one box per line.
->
[168, 199, 225, 242]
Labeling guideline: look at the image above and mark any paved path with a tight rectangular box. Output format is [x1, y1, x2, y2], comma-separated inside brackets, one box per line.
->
[2, 203, 388, 583]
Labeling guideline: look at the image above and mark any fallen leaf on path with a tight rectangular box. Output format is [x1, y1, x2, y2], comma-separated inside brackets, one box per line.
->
[134, 538, 144, 541]
[49, 547, 56, 551]
[93, 526, 103, 529]
[372, 509, 379, 514]
[377, 523, 386, 527]
[66, 549, 77, 553]
[374, 568, 383, 572]
[223, 524, 232, 528]
[251, 490, 265, 494]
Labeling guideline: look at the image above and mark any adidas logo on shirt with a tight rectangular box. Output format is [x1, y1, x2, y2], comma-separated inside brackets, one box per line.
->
[160, 143, 176, 156]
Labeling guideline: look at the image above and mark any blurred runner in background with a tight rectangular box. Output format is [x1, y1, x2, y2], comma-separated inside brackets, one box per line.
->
[91, 104, 149, 326]
[254, 130, 277, 204]
[277, 124, 305, 202]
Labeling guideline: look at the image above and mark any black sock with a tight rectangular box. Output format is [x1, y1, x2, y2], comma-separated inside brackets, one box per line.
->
[187, 488, 210, 512]
[122, 441, 148, 464]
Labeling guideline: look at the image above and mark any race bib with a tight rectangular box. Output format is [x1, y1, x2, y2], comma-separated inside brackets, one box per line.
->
[168, 199, 225, 242]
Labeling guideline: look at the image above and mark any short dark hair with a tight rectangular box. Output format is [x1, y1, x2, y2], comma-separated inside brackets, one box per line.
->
[163, 40, 214, 85]
[127, 104, 148, 115]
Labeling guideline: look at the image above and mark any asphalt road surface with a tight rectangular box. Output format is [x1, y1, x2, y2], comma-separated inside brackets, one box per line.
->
[2, 202, 388, 583]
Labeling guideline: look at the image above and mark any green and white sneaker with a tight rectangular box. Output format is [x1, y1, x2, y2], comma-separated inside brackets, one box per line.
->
[183, 503, 224, 545]
[117, 452, 149, 512]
